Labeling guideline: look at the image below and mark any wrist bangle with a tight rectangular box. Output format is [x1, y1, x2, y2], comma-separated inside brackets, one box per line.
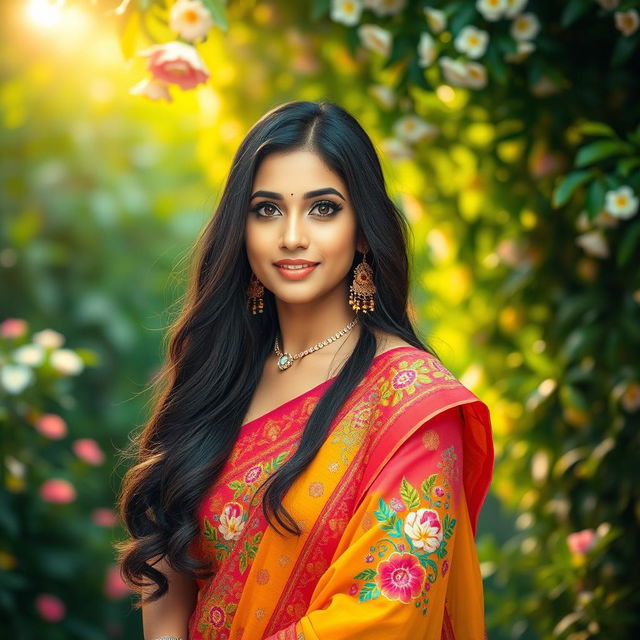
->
[153, 636, 183, 640]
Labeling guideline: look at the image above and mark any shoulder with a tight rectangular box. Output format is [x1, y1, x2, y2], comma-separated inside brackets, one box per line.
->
[372, 331, 422, 358]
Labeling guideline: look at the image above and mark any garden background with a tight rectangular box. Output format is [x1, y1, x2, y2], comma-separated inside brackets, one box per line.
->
[1, 0, 639, 638]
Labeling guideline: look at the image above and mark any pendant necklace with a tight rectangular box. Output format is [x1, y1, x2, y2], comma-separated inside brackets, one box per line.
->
[274, 315, 359, 371]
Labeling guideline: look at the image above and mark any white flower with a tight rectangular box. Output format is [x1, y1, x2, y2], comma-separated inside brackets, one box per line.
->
[358, 24, 392, 56]
[504, 39, 535, 63]
[50, 349, 84, 376]
[504, 0, 527, 18]
[368, 84, 396, 109]
[330, 0, 363, 26]
[169, 0, 214, 42]
[5, 455, 26, 479]
[576, 231, 609, 259]
[439, 56, 470, 86]
[476, 0, 507, 22]
[367, 0, 406, 18]
[393, 115, 439, 144]
[218, 502, 244, 541]
[32, 329, 64, 349]
[381, 137, 414, 160]
[454, 25, 489, 59]
[465, 61, 488, 88]
[1, 364, 34, 394]
[13, 344, 45, 367]
[417, 32, 437, 67]
[404, 508, 443, 553]
[129, 77, 173, 102]
[424, 7, 446, 34]
[511, 12, 540, 40]
[605, 185, 638, 219]
[614, 9, 640, 37]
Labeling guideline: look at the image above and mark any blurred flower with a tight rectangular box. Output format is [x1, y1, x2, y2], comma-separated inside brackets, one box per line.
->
[529, 148, 566, 178]
[464, 62, 488, 89]
[423, 7, 446, 34]
[417, 32, 437, 67]
[393, 115, 439, 144]
[73, 438, 106, 466]
[35, 594, 66, 622]
[138, 41, 210, 90]
[92, 507, 118, 527]
[439, 56, 469, 86]
[367, 0, 406, 17]
[575, 231, 609, 258]
[614, 9, 639, 36]
[358, 24, 392, 56]
[0, 318, 28, 339]
[381, 137, 414, 160]
[330, 0, 363, 26]
[504, 0, 528, 19]
[13, 343, 45, 367]
[621, 382, 640, 412]
[35, 414, 68, 440]
[454, 25, 489, 59]
[504, 39, 535, 63]
[40, 479, 76, 504]
[511, 12, 540, 40]
[593, 209, 619, 228]
[50, 349, 84, 375]
[368, 84, 396, 109]
[129, 77, 172, 103]
[32, 329, 64, 349]
[169, 0, 213, 42]
[567, 529, 597, 555]
[604, 185, 638, 219]
[1, 364, 34, 394]
[105, 565, 131, 599]
[530, 75, 563, 97]
[596, 0, 619, 9]
[476, 0, 507, 22]
[5, 455, 26, 479]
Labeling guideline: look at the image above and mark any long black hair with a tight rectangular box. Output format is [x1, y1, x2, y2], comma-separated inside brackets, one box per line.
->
[116, 100, 438, 605]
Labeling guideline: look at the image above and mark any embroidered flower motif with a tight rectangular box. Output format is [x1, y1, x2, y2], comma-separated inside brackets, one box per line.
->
[390, 497, 405, 512]
[218, 501, 244, 541]
[308, 481, 324, 498]
[365, 553, 374, 563]
[375, 552, 425, 603]
[435, 486, 445, 497]
[244, 465, 262, 483]
[378, 359, 433, 406]
[442, 559, 449, 576]
[404, 508, 443, 553]
[209, 605, 225, 627]
[349, 583, 359, 596]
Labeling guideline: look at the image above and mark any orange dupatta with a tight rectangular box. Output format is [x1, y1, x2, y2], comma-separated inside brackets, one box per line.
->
[188, 346, 494, 640]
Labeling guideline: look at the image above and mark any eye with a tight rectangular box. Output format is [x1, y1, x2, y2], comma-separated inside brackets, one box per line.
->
[250, 200, 343, 218]
[250, 201, 281, 217]
[311, 200, 343, 217]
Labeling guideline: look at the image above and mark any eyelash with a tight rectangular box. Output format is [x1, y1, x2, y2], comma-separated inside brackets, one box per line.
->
[250, 199, 343, 218]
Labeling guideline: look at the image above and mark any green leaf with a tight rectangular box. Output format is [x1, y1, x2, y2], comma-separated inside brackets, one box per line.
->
[420, 473, 438, 498]
[575, 140, 635, 167]
[560, 0, 593, 28]
[354, 568, 376, 580]
[400, 478, 421, 510]
[552, 170, 592, 208]
[577, 121, 618, 138]
[310, 0, 331, 20]
[618, 157, 640, 177]
[117, 8, 140, 61]
[374, 497, 394, 522]
[203, 517, 218, 542]
[617, 219, 640, 267]
[443, 514, 456, 539]
[200, 0, 228, 31]
[611, 33, 639, 67]
[586, 179, 606, 219]
[359, 582, 380, 602]
[238, 551, 247, 574]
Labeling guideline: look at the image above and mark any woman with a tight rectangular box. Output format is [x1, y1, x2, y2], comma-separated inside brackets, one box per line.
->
[116, 100, 494, 640]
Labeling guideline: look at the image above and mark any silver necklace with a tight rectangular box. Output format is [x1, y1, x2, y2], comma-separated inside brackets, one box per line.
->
[274, 315, 359, 371]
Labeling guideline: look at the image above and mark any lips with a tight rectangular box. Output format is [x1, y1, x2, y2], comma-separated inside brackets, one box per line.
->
[273, 261, 319, 280]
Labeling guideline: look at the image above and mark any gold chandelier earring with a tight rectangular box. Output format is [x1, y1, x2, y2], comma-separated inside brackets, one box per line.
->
[246, 272, 264, 315]
[349, 250, 376, 313]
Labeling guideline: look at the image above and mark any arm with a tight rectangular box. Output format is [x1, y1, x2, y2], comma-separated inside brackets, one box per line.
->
[267, 406, 465, 640]
[141, 555, 198, 640]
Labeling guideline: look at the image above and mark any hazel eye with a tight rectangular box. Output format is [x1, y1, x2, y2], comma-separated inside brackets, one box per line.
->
[312, 200, 342, 217]
[251, 202, 281, 217]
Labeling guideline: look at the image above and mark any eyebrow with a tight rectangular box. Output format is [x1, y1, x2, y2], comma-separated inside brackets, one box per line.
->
[250, 187, 346, 201]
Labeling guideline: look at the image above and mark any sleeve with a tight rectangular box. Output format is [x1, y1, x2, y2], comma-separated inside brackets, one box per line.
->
[265, 406, 465, 640]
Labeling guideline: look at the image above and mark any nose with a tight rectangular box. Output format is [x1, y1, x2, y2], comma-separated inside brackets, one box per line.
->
[279, 209, 309, 250]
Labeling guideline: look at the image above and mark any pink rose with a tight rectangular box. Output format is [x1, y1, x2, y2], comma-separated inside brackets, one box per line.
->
[104, 565, 130, 600]
[0, 318, 28, 338]
[567, 529, 597, 555]
[40, 478, 76, 503]
[35, 413, 67, 440]
[92, 508, 118, 527]
[435, 486, 445, 497]
[73, 438, 105, 466]
[138, 41, 210, 90]
[35, 593, 66, 622]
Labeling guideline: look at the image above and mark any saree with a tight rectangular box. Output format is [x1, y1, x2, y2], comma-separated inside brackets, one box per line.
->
[187, 346, 494, 640]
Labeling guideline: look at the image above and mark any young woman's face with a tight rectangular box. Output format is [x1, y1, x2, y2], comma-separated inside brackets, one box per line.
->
[245, 150, 362, 307]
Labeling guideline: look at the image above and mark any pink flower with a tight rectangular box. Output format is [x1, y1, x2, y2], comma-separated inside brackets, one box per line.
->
[35, 593, 66, 622]
[209, 605, 226, 627]
[40, 479, 76, 503]
[218, 501, 244, 541]
[365, 553, 374, 563]
[104, 565, 130, 600]
[442, 559, 449, 576]
[435, 486, 445, 497]
[34, 414, 67, 440]
[349, 583, 359, 596]
[390, 497, 405, 512]
[137, 41, 210, 90]
[0, 318, 28, 338]
[73, 438, 105, 466]
[244, 465, 262, 483]
[567, 529, 597, 555]
[92, 508, 118, 527]
[375, 552, 425, 603]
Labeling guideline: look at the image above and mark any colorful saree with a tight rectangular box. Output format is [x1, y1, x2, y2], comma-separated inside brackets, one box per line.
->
[188, 346, 494, 640]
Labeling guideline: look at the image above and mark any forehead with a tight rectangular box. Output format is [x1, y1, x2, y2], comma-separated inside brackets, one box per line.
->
[253, 150, 346, 192]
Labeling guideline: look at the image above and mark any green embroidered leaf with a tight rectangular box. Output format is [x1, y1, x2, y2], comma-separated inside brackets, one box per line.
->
[400, 478, 421, 510]
[228, 480, 244, 491]
[203, 517, 218, 542]
[389, 517, 403, 538]
[274, 452, 287, 468]
[380, 513, 397, 532]
[264, 462, 272, 473]
[443, 514, 456, 539]
[354, 568, 376, 580]
[238, 551, 247, 574]
[359, 582, 380, 602]
[214, 542, 230, 552]
[421, 474, 438, 498]
[225, 602, 237, 614]
[374, 497, 394, 522]
[436, 539, 448, 559]
[244, 540, 250, 552]
[424, 557, 438, 576]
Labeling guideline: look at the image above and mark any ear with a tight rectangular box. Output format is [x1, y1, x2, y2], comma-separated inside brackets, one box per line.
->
[356, 235, 369, 254]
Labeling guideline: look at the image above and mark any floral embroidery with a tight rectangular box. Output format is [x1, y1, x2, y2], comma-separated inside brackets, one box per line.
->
[350, 449, 457, 615]
[219, 502, 244, 541]
[378, 359, 433, 406]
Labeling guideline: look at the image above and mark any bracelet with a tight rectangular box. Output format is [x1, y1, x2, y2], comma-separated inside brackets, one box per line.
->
[153, 637, 183, 640]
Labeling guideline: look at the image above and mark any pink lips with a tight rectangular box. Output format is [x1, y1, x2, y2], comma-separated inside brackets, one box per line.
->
[273, 262, 319, 280]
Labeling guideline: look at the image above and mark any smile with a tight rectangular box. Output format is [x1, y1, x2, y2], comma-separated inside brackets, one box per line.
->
[274, 263, 319, 280]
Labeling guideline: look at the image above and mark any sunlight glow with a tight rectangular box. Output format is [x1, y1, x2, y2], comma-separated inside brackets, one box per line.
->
[26, 0, 64, 28]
